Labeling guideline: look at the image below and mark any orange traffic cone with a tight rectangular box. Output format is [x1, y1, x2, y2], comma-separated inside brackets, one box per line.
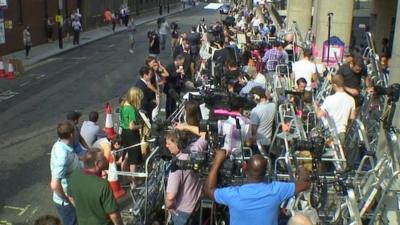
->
[6, 59, 16, 79]
[107, 155, 125, 199]
[105, 103, 116, 138]
[0, 56, 5, 78]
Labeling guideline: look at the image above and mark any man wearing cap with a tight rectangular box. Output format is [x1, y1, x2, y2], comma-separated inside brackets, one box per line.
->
[67, 110, 90, 157]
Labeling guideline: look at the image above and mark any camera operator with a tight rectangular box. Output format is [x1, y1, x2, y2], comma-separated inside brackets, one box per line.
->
[249, 87, 276, 155]
[165, 130, 203, 225]
[204, 150, 311, 225]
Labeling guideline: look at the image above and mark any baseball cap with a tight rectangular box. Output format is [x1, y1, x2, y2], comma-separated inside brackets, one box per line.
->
[66, 110, 82, 121]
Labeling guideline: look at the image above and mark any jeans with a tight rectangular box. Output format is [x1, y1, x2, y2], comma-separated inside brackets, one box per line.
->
[160, 34, 167, 50]
[166, 94, 177, 118]
[55, 203, 78, 225]
[25, 45, 31, 56]
[73, 30, 80, 45]
[172, 210, 191, 225]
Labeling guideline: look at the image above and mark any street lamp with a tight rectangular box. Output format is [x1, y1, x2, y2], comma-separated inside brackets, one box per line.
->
[326, 12, 333, 63]
[57, 0, 63, 49]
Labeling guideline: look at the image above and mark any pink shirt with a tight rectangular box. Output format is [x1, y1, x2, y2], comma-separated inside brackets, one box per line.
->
[166, 153, 203, 213]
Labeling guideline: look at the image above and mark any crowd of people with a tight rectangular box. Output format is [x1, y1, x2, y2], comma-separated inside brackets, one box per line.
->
[42, 1, 394, 225]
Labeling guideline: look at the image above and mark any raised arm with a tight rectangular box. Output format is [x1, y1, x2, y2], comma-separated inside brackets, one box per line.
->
[204, 150, 226, 200]
[295, 166, 311, 194]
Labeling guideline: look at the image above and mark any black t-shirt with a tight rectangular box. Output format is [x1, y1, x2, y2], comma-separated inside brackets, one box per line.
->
[149, 36, 160, 54]
[337, 63, 367, 89]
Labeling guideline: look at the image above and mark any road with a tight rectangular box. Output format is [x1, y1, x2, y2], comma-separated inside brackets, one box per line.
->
[0, 5, 219, 224]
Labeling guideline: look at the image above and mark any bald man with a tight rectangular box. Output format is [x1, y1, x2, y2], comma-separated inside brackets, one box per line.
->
[288, 214, 313, 225]
[204, 151, 310, 225]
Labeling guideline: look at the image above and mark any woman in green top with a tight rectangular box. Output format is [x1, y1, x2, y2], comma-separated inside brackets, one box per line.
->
[120, 87, 143, 187]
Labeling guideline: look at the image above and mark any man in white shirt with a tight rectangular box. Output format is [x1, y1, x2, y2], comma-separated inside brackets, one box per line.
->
[292, 49, 317, 91]
[315, 74, 356, 168]
[315, 74, 356, 135]
[159, 18, 170, 50]
[315, 74, 356, 163]
[80, 111, 106, 146]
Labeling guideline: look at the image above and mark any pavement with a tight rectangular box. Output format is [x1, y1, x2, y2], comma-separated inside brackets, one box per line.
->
[2, 2, 189, 72]
[0, 3, 220, 225]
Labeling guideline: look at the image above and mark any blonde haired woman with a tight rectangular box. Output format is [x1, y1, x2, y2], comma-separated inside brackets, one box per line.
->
[120, 87, 143, 187]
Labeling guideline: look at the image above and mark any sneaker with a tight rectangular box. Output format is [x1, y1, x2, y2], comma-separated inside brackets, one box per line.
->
[129, 49, 134, 54]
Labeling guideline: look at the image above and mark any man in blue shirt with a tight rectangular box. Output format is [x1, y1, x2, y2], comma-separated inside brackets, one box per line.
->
[50, 121, 80, 225]
[204, 151, 310, 225]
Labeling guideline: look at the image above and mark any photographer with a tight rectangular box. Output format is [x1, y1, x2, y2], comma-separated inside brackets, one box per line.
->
[249, 87, 276, 155]
[148, 31, 160, 58]
[204, 150, 311, 225]
[165, 131, 203, 225]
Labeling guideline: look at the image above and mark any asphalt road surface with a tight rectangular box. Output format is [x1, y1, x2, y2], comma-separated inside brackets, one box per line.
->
[0, 5, 220, 224]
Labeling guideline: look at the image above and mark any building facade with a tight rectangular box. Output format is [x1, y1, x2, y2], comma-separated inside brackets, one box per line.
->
[0, 0, 181, 55]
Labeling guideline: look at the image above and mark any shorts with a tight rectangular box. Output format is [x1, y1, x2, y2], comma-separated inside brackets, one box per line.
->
[121, 129, 142, 165]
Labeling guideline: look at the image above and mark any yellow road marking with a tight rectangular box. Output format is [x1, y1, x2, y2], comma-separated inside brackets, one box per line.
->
[3, 204, 31, 216]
